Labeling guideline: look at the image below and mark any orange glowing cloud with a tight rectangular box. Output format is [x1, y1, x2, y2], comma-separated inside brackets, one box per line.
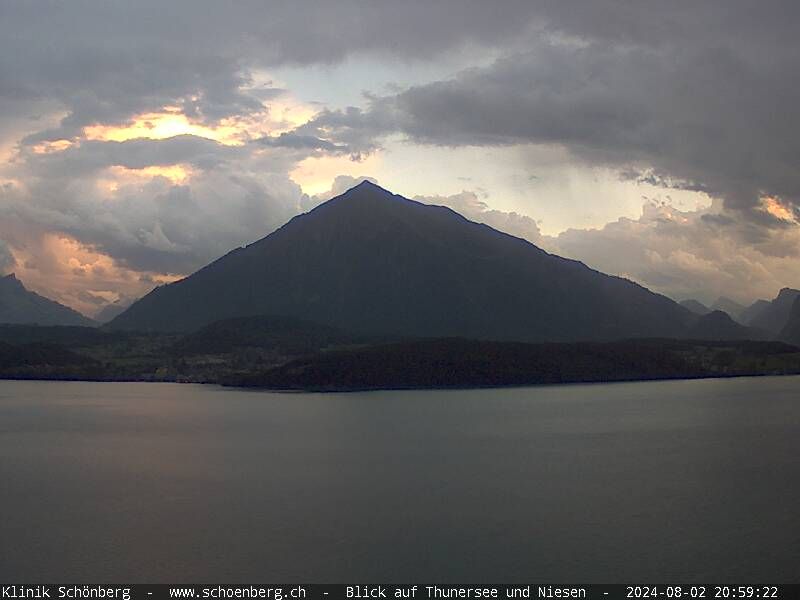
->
[30, 139, 74, 154]
[81, 96, 318, 149]
[9, 233, 181, 317]
[762, 196, 794, 222]
[84, 112, 244, 145]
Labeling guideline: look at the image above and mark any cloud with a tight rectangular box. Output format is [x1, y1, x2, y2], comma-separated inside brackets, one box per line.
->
[411, 188, 800, 304]
[0, 239, 15, 274]
[2, 128, 325, 277]
[19, 135, 240, 177]
[0, 1, 539, 140]
[410, 189, 799, 304]
[0, 1, 542, 307]
[548, 201, 800, 305]
[0, 225, 181, 316]
[2, 156, 309, 275]
[2, 1, 800, 313]
[258, 133, 348, 154]
[415, 190, 543, 245]
[299, 4, 800, 222]
[407, 186, 800, 304]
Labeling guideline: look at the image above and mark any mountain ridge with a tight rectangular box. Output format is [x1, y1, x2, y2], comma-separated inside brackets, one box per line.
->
[0, 273, 94, 327]
[710, 296, 746, 320]
[680, 299, 712, 316]
[108, 181, 744, 343]
[778, 296, 800, 346]
[749, 288, 800, 335]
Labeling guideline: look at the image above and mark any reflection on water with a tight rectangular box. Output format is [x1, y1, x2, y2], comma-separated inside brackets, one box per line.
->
[1, 378, 799, 582]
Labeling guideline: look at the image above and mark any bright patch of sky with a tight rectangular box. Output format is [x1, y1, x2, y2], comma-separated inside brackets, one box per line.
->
[269, 54, 711, 235]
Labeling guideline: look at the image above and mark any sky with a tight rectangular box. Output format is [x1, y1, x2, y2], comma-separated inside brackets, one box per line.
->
[1, 1, 800, 316]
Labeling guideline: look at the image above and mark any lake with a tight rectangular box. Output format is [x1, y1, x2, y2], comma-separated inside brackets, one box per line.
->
[1, 377, 798, 582]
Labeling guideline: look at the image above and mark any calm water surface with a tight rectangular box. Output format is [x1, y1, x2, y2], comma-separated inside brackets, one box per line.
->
[1, 378, 798, 582]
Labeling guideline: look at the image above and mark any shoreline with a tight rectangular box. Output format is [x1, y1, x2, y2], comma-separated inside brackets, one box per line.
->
[3, 369, 800, 393]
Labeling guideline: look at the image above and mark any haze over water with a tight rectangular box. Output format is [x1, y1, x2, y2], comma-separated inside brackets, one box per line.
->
[1, 378, 798, 582]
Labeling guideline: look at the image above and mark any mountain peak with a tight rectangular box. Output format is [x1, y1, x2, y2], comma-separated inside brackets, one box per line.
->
[304, 180, 421, 225]
[686, 309, 755, 341]
[0, 273, 94, 326]
[710, 296, 745, 320]
[679, 299, 711, 315]
[352, 179, 382, 191]
[333, 180, 397, 203]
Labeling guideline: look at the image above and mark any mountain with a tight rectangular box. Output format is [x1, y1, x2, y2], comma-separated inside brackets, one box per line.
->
[778, 297, 800, 346]
[710, 297, 746, 320]
[95, 299, 133, 324]
[739, 299, 770, 325]
[749, 288, 800, 335]
[680, 299, 711, 315]
[110, 181, 726, 342]
[0, 274, 94, 327]
[685, 310, 761, 341]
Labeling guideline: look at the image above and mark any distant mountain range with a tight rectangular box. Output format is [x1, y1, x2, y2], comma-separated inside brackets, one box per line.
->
[680, 289, 800, 337]
[739, 299, 771, 325]
[108, 181, 752, 343]
[94, 299, 132, 324]
[681, 296, 750, 321]
[0, 273, 93, 327]
[684, 310, 756, 341]
[710, 297, 746, 320]
[680, 299, 712, 316]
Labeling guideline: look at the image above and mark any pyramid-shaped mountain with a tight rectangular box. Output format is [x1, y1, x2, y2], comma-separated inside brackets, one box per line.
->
[0, 273, 94, 326]
[109, 181, 699, 341]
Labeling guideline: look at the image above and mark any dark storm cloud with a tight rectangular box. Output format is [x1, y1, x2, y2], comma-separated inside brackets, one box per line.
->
[299, 1, 800, 220]
[533, 1, 800, 49]
[257, 133, 347, 153]
[21, 135, 240, 177]
[618, 170, 710, 195]
[289, 107, 387, 158]
[0, 1, 537, 140]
